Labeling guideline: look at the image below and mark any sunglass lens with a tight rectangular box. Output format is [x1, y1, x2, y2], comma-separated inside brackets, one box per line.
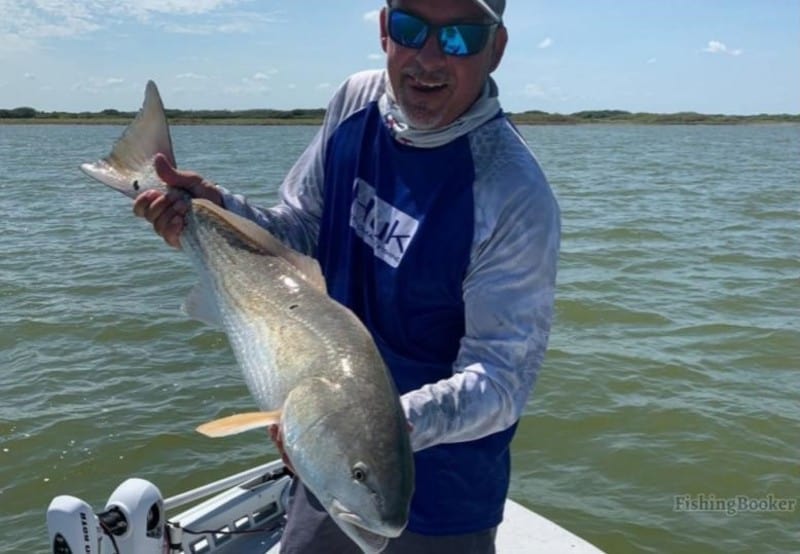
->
[439, 25, 489, 56]
[390, 11, 429, 49]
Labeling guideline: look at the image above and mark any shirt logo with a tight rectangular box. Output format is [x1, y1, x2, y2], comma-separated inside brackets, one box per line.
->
[349, 178, 419, 268]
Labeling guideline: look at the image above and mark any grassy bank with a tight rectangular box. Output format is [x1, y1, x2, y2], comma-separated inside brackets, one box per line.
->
[1, 107, 798, 126]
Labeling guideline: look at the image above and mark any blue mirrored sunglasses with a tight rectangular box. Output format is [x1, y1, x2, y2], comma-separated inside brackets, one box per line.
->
[387, 9, 497, 57]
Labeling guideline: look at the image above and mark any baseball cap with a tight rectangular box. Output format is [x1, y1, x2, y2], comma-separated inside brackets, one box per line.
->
[385, 1, 506, 24]
[473, 0, 505, 23]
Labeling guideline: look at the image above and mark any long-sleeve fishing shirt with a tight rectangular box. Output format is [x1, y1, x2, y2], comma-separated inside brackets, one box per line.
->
[219, 69, 560, 535]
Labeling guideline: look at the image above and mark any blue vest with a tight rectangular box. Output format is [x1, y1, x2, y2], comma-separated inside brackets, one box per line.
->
[317, 102, 516, 535]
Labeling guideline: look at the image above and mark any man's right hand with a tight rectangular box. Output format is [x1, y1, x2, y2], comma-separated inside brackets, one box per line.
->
[133, 153, 224, 248]
[269, 424, 295, 474]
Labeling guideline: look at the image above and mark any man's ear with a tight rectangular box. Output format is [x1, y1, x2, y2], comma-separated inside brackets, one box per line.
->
[379, 7, 389, 53]
[489, 25, 508, 72]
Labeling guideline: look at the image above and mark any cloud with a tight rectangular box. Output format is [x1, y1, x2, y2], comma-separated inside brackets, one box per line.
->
[24, 72, 36, 80]
[157, 12, 276, 35]
[367, 53, 383, 60]
[224, 73, 274, 95]
[646, 58, 657, 64]
[0, 0, 100, 48]
[0, 0, 274, 49]
[251, 69, 277, 81]
[363, 10, 381, 23]
[522, 83, 568, 102]
[317, 83, 332, 90]
[703, 40, 743, 56]
[176, 72, 209, 80]
[524, 84, 546, 98]
[72, 76, 128, 94]
[124, 0, 238, 17]
[538, 37, 553, 49]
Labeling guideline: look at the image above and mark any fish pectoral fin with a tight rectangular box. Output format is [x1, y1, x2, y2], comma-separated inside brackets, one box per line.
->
[286, 251, 327, 293]
[183, 282, 222, 327]
[196, 410, 282, 437]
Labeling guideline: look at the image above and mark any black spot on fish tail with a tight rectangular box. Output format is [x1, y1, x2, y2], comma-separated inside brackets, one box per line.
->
[132, 180, 140, 191]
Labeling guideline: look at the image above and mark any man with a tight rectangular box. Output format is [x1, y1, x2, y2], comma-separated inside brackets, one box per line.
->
[135, 0, 560, 552]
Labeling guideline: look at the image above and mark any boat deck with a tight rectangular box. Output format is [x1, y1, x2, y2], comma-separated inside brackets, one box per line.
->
[168, 462, 603, 554]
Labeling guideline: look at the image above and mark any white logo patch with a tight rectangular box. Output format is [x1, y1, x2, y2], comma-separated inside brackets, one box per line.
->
[349, 178, 419, 268]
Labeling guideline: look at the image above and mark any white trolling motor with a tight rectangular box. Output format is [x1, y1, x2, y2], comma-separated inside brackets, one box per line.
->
[46, 461, 293, 554]
[47, 478, 166, 554]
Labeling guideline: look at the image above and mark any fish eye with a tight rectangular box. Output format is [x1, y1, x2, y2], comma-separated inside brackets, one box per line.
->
[351, 462, 368, 483]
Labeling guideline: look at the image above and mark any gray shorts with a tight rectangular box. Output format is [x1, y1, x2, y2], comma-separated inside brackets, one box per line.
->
[280, 479, 496, 554]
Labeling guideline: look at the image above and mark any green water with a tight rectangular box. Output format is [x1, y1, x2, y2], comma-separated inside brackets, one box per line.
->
[1, 124, 798, 553]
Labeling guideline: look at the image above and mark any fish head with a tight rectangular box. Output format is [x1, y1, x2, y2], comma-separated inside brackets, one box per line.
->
[281, 379, 414, 553]
[325, 451, 412, 553]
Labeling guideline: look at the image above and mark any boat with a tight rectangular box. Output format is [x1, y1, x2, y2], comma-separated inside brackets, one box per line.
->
[46, 459, 605, 553]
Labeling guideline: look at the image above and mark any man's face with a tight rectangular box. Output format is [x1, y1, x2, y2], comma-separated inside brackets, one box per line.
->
[380, 0, 507, 130]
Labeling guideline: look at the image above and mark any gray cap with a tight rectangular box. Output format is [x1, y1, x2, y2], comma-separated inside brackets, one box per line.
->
[473, 0, 505, 22]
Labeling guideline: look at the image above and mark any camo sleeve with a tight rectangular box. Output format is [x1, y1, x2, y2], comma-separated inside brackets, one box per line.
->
[401, 120, 560, 451]
[218, 71, 387, 256]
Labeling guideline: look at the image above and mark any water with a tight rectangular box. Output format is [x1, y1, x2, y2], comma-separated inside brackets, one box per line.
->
[1, 123, 798, 553]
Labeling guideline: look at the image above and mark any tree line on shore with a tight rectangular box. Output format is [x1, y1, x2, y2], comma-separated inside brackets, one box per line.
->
[1, 106, 797, 125]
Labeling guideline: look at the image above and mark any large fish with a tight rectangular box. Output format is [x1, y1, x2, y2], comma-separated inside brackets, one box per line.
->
[81, 81, 414, 553]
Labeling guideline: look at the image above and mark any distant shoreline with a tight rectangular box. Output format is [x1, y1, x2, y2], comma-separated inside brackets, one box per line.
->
[1, 108, 798, 126]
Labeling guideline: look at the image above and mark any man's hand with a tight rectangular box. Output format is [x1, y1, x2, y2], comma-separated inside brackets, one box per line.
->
[132, 153, 223, 248]
[268, 424, 295, 474]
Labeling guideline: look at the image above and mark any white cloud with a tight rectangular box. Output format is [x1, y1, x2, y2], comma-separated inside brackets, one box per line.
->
[538, 37, 553, 49]
[158, 13, 272, 35]
[317, 83, 332, 90]
[24, 72, 36, 80]
[252, 69, 278, 81]
[522, 83, 568, 102]
[703, 40, 743, 56]
[646, 57, 657, 64]
[0, 0, 99, 48]
[524, 84, 546, 98]
[176, 72, 209, 80]
[0, 0, 273, 48]
[223, 71, 279, 95]
[363, 10, 381, 23]
[367, 53, 383, 60]
[124, 0, 237, 17]
[72, 76, 127, 94]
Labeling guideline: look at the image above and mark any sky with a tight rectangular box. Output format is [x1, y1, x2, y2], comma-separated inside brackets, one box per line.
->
[1, 0, 798, 115]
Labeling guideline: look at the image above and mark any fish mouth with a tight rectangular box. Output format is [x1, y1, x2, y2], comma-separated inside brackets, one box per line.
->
[331, 499, 399, 553]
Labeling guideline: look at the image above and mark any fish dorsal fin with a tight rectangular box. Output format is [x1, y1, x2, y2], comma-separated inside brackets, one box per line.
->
[196, 411, 282, 438]
[182, 281, 222, 327]
[191, 199, 327, 293]
[80, 80, 175, 198]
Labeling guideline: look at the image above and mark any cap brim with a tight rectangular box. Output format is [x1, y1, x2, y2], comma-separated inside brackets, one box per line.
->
[472, 0, 502, 22]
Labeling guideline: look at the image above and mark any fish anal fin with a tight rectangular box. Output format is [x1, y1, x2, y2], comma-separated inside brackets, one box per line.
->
[196, 411, 282, 438]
